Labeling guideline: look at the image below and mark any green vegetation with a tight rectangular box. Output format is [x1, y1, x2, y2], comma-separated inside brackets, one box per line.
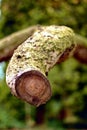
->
[0, 0, 87, 129]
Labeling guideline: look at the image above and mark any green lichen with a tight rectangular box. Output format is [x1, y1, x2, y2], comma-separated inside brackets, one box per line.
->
[6, 25, 76, 96]
[12, 26, 75, 73]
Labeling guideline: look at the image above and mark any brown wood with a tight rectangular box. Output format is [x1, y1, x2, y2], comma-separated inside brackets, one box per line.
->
[15, 70, 52, 107]
[74, 44, 87, 64]
[5, 26, 87, 107]
[57, 44, 75, 63]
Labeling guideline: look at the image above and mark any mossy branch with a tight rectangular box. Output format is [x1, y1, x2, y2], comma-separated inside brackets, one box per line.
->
[0, 25, 87, 62]
[6, 25, 76, 106]
[0, 25, 86, 107]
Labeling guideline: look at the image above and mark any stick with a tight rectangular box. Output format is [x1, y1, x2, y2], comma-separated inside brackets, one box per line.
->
[6, 25, 76, 107]
[0, 26, 87, 63]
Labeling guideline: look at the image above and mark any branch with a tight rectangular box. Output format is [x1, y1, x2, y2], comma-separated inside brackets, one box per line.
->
[0, 25, 87, 63]
[74, 44, 87, 64]
[6, 25, 76, 106]
[57, 34, 87, 64]
[0, 25, 38, 62]
[75, 34, 87, 47]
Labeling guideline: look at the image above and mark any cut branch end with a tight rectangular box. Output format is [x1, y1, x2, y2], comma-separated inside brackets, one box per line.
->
[15, 70, 52, 107]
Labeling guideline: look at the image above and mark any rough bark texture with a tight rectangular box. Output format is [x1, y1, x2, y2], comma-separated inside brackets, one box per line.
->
[6, 25, 76, 106]
[0, 25, 87, 63]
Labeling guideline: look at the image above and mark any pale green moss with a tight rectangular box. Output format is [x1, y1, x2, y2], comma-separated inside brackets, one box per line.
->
[6, 25, 76, 96]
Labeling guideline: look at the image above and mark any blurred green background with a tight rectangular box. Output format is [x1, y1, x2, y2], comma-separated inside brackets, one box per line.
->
[0, 0, 87, 129]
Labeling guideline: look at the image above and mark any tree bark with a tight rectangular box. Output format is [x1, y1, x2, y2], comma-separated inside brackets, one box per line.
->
[6, 25, 76, 106]
[0, 25, 87, 63]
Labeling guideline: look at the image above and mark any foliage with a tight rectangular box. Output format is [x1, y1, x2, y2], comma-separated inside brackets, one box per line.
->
[1, 0, 87, 37]
[0, 77, 26, 128]
[0, 0, 87, 129]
